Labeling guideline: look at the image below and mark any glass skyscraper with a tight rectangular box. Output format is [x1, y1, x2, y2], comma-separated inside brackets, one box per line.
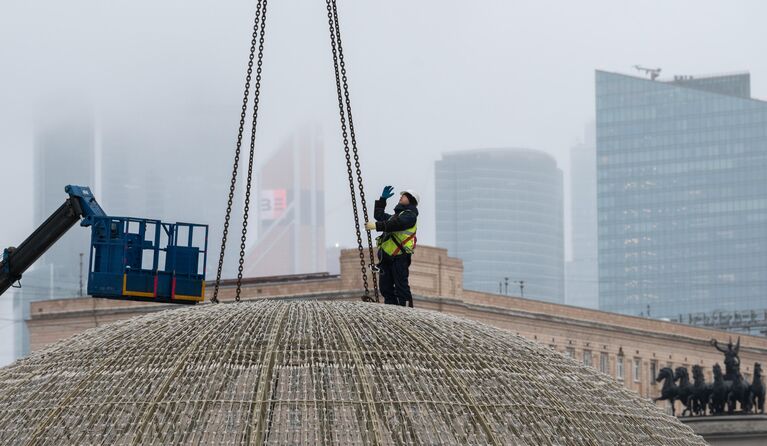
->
[567, 125, 598, 309]
[596, 70, 767, 321]
[436, 149, 564, 303]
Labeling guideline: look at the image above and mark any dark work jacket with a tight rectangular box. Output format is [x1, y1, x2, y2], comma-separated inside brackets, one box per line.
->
[374, 199, 418, 233]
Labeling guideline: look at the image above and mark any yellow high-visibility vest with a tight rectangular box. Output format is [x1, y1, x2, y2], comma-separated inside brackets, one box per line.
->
[378, 222, 417, 256]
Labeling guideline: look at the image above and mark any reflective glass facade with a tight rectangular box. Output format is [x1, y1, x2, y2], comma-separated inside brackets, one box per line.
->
[567, 126, 598, 309]
[596, 70, 767, 319]
[436, 149, 564, 302]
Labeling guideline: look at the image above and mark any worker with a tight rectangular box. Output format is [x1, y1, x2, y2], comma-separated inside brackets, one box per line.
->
[365, 186, 419, 307]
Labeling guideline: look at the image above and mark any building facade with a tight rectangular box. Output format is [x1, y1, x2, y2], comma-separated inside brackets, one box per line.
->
[436, 149, 564, 303]
[596, 71, 767, 326]
[243, 126, 326, 277]
[566, 125, 598, 308]
[25, 245, 767, 416]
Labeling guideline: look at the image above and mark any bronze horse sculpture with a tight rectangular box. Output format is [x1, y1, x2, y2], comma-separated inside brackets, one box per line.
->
[710, 364, 731, 415]
[691, 365, 712, 416]
[674, 366, 695, 416]
[654, 367, 679, 415]
[726, 361, 751, 414]
[752, 362, 765, 414]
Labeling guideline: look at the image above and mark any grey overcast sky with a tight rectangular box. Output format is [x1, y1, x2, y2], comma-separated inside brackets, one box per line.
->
[1, 0, 766, 256]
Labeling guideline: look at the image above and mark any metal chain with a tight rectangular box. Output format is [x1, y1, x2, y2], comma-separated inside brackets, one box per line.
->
[325, 0, 374, 302]
[235, 0, 268, 303]
[212, 0, 266, 304]
[330, 0, 380, 301]
[215, 0, 370, 304]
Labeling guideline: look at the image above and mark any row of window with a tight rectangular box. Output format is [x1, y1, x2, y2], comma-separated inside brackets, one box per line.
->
[598, 135, 760, 155]
[599, 166, 765, 184]
[598, 178, 767, 196]
[598, 212, 767, 228]
[598, 123, 767, 143]
[600, 199, 767, 216]
[599, 252, 767, 267]
[562, 348, 646, 383]
[598, 156, 751, 174]
[598, 110, 767, 131]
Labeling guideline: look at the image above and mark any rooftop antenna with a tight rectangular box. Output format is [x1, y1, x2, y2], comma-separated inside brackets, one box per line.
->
[633, 65, 661, 81]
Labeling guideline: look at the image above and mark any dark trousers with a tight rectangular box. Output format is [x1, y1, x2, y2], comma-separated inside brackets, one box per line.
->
[378, 253, 412, 306]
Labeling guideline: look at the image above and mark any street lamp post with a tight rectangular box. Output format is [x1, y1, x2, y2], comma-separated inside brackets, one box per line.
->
[513, 280, 525, 298]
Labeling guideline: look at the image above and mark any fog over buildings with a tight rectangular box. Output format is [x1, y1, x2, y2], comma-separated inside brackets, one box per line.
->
[1, 1, 767, 361]
[566, 125, 598, 309]
[436, 149, 564, 303]
[245, 126, 326, 277]
[3, 1, 766, 250]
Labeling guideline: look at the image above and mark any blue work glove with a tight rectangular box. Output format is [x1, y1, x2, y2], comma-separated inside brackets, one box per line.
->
[381, 185, 395, 200]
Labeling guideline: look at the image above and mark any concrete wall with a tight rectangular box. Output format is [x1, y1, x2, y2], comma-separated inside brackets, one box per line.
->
[681, 415, 767, 446]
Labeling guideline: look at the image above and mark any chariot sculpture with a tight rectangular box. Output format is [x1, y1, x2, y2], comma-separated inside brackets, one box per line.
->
[654, 337, 764, 416]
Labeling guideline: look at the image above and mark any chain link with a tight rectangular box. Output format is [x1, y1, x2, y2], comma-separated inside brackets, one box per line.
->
[212, 0, 267, 304]
[215, 0, 370, 304]
[330, 0, 380, 301]
[325, 0, 376, 303]
[235, 0, 268, 303]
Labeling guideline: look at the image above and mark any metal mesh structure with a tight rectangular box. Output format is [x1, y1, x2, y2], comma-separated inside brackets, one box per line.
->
[0, 300, 705, 445]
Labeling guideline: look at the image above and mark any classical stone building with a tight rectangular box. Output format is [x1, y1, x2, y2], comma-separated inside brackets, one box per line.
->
[26, 246, 767, 415]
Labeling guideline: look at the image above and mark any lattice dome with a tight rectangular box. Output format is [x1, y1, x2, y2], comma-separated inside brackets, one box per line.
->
[0, 300, 704, 445]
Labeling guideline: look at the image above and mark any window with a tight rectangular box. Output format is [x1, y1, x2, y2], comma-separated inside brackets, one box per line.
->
[565, 347, 575, 359]
[600, 352, 609, 374]
[583, 350, 592, 367]
[650, 360, 658, 385]
[617, 356, 625, 381]
[633, 358, 641, 383]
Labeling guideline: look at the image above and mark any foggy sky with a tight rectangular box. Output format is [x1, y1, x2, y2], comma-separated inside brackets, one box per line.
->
[1, 0, 766, 261]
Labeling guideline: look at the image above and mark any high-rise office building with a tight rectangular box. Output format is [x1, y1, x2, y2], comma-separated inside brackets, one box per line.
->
[243, 127, 326, 277]
[436, 149, 564, 303]
[12, 106, 96, 358]
[566, 125, 598, 308]
[31, 110, 95, 296]
[99, 103, 239, 279]
[596, 70, 767, 326]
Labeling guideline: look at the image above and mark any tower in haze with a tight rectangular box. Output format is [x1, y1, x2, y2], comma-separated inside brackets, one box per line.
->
[30, 108, 95, 297]
[566, 125, 598, 308]
[596, 70, 767, 326]
[99, 102, 239, 278]
[243, 127, 326, 277]
[436, 149, 564, 303]
[12, 105, 96, 358]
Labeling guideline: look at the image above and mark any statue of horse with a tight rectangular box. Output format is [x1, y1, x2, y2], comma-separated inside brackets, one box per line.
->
[751, 362, 765, 414]
[691, 365, 712, 416]
[655, 367, 679, 415]
[710, 364, 731, 415]
[674, 366, 695, 416]
[727, 362, 751, 414]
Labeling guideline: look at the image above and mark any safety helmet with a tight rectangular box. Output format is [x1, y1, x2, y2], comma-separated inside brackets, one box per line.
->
[400, 189, 420, 206]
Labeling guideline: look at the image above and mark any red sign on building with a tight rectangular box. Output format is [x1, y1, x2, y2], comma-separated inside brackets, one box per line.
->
[260, 189, 287, 221]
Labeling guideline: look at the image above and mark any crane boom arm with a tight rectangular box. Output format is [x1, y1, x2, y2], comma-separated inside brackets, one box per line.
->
[0, 185, 106, 296]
